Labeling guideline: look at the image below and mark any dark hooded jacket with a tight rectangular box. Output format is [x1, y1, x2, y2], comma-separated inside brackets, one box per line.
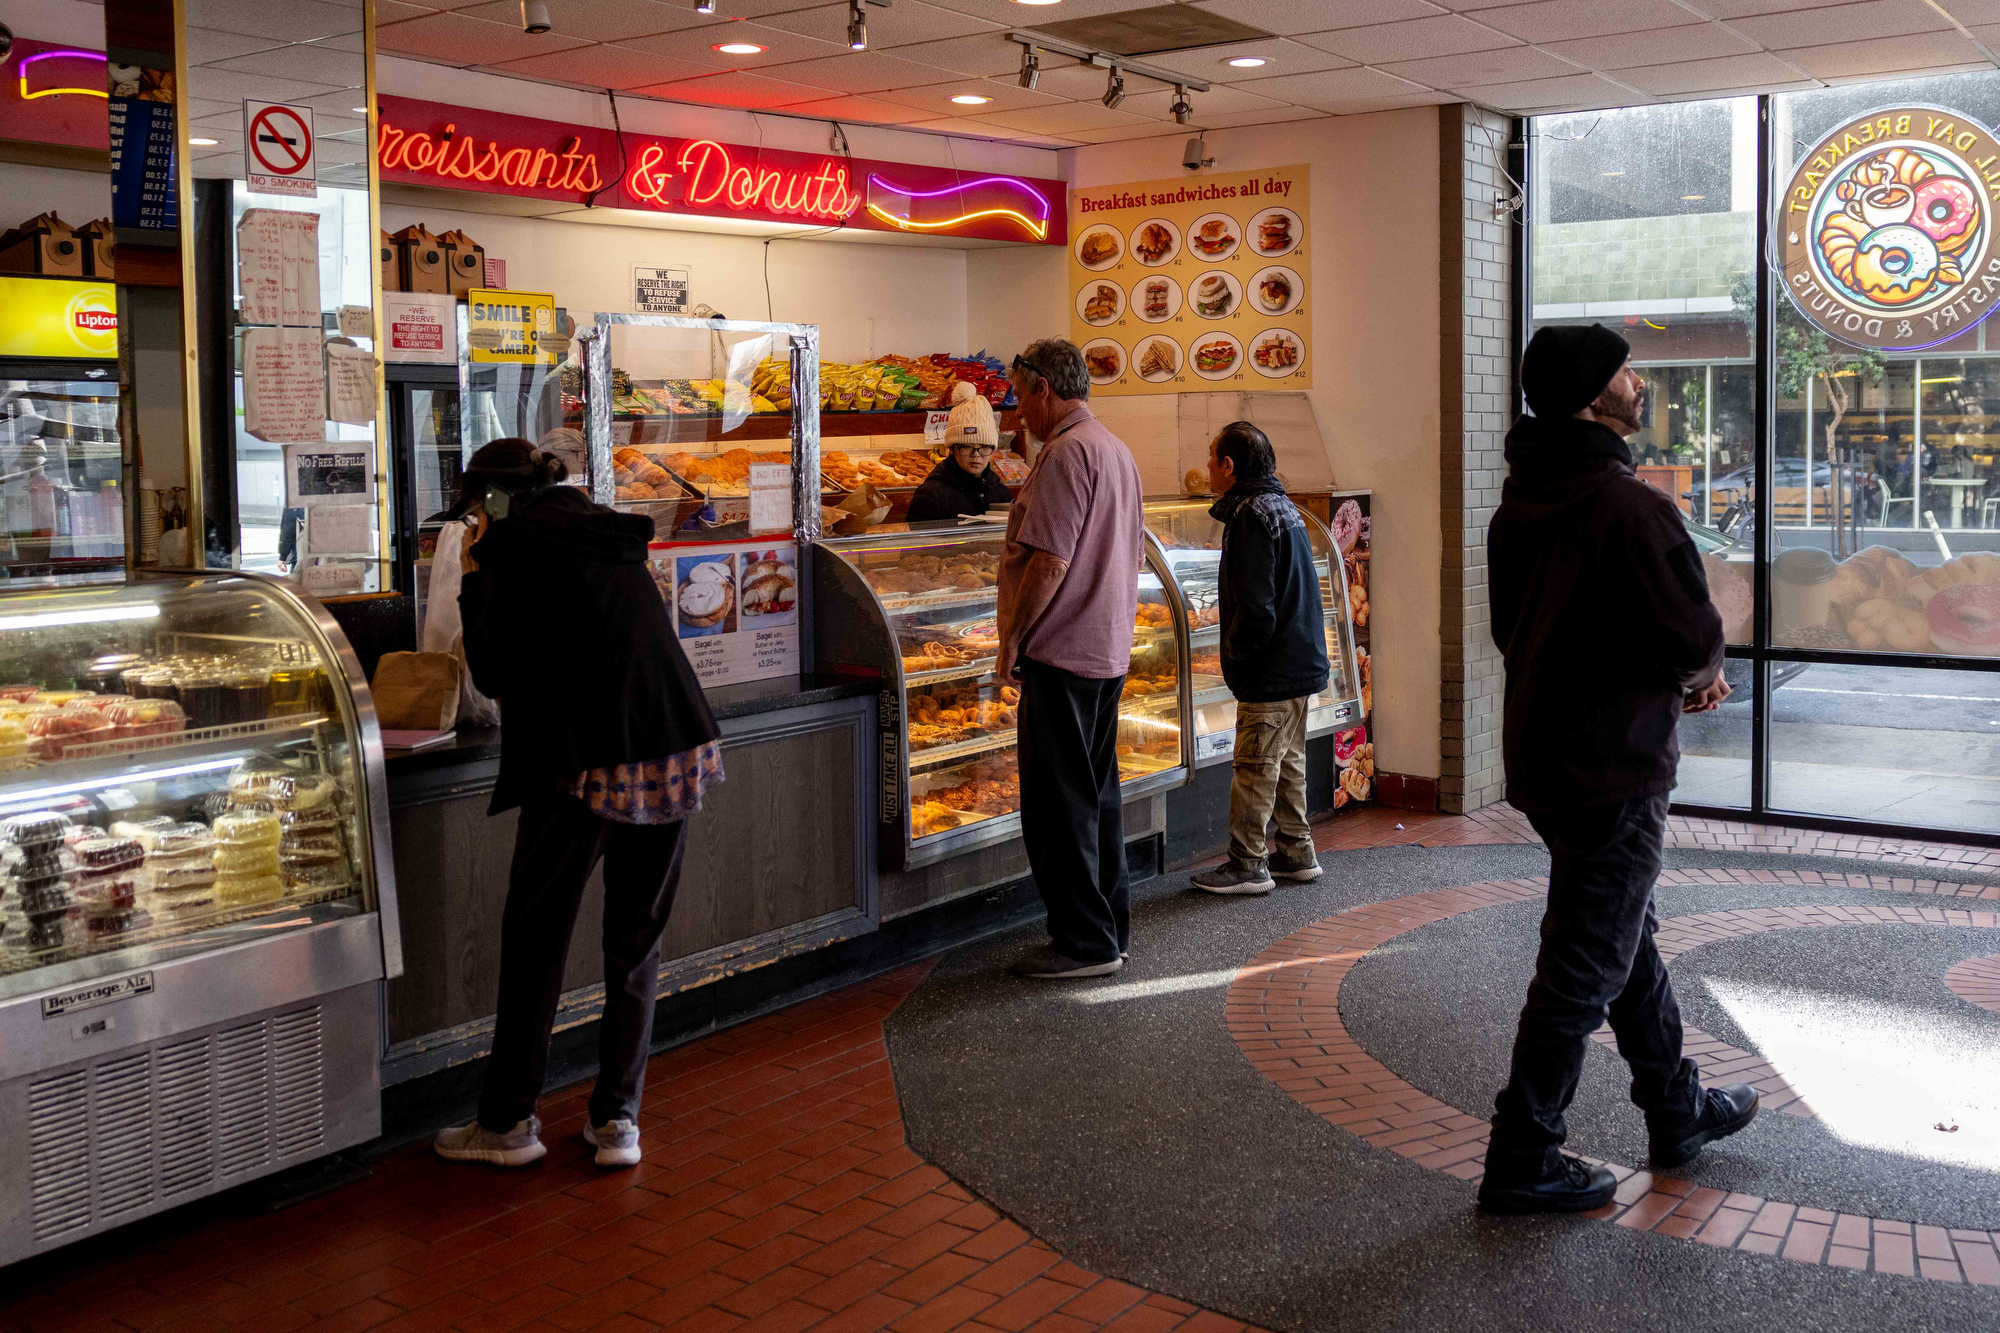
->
[1212, 477, 1330, 704]
[907, 455, 1013, 523]
[458, 484, 718, 814]
[1488, 415, 1724, 812]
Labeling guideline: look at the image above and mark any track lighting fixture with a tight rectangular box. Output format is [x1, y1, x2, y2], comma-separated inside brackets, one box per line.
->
[1018, 46, 1040, 91]
[1170, 84, 1192, 125]
[1102, 67, 1124, 109]
[695, 0, 715, 12]
[848, 0, 867, 50]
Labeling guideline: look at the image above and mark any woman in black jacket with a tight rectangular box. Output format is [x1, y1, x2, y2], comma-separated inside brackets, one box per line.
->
[433, 438, 721, 1172]
[906, 439, 1013, 523]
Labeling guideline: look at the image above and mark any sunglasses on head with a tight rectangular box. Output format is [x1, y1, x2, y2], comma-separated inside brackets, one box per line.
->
[1011, 354, 1052, 386]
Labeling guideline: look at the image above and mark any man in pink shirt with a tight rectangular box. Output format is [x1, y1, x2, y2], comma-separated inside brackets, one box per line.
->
[999, 338, 1146, 979]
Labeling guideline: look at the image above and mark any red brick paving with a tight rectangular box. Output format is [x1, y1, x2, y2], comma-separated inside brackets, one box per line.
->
[0, 968, 1263, 1333]
[1227, 868, 2000, 1287]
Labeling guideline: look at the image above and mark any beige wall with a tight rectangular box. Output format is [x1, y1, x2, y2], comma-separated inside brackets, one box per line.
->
[1061, 110, 1445, 783]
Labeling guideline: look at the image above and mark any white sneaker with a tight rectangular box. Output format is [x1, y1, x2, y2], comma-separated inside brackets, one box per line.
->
[434, 1116, 546, 1167]
[583, 1118, 641, 1168]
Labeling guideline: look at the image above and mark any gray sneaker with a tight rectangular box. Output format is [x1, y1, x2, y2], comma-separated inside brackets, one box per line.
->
[583, 1117, 641, 1168]
[1190, 861, 1275, 895]
[1012, 948, 1123, 979]
[434, 1116, 546, 1167]
[1268, 851, 1323, 883]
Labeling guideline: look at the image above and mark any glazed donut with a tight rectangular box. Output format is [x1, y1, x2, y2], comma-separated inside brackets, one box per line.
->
[1913, 177, 1979, 251]
[1926, 582, 2000, 656]
[1819, 211, 1870, 288]
[1853, 225, 1939, 305]
[1847, 598, 1931, 652]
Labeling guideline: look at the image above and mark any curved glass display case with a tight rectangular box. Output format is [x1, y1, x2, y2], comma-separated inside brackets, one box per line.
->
[816, 523, 1188, 869]
[0, 572, 398, 1264]
[1142, 497, 1364, 767]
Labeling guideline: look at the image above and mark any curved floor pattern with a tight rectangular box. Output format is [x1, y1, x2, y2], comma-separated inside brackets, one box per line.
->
[1228, 869, 2000, 1285]
[1948, 955, 2000, 1015]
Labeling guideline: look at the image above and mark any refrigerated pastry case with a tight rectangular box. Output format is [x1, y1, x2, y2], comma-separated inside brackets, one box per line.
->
[815, 524, 1188, 870]
[1142, 497, 1363, 768]
[0, 362, 125, 577]
[0, 571, 400, 1265]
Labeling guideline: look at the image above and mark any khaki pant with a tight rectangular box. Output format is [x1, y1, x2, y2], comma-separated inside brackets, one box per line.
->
[1229, 695, 1314, 868]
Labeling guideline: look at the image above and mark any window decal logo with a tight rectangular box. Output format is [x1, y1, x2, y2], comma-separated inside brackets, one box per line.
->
[1778, 107, 2000, 352]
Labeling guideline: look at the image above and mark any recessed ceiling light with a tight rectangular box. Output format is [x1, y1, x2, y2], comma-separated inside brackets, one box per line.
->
[1601, 170, 1624, 176]
[714, 41, 766, 54]
[189, 136, 219, 145]
[1681, 194, 1706, 200]
[1226, 56, 1266, 68]
[1012, 0, 1062, 6]
[951, 94, 991, 105]
[352, 106, 367, 113]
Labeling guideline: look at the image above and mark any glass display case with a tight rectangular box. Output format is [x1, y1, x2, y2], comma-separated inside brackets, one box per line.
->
[0, 572, 399, 1263]
[1142, 497, 1364, 767]
[815, 523, 1188, 869]
[0, 368, 125, 576]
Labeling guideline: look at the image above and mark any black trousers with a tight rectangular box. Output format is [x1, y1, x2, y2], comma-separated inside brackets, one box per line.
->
[1487, 792, 1700, 1175]
[1017, 656, 1128, 964]
[478, 794, 687, 1132]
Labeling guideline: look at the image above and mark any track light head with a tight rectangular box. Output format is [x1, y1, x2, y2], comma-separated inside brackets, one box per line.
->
[848, 0, 867, 49]
[1170, 84, 1192, 125]
[695, 0, 715, 12]
[1102, 68, 1125, 109]
[1018, 47, 1040, 91]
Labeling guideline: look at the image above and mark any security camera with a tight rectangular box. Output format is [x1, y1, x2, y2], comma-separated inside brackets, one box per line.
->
[1183, 136, 1213, 171]
[520, 0, 552, 33]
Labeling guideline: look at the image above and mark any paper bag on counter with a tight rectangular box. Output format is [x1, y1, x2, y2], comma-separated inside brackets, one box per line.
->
[830, 483, 891, 535]
[370, 651, 462, 731]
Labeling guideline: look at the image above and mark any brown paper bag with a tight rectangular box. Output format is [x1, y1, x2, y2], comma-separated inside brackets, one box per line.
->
[831, 483, 892, 535]
[370, 651, 462, 731]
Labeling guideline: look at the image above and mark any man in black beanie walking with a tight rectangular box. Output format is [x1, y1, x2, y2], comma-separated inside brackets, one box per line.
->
[1477, 323, 1760, 1214]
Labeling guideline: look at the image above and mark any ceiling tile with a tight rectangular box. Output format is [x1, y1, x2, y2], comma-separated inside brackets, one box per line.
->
[483, 42, 721, 88]
[182, 69, 358, 103]
[1058, 121, 1201, 143]
[1472, 0, 1695, 44]
[896, 117, 1079, 147]
[867, 77, 1068, 115]
[182, 0, 364, 41]
[379, 12, 593, 65]
[881, 34, 1023, 77]
[205, 42, 369, 83]
[1128, 39, 1358, 82]
[1938, 0, 2000, 22]
[1616, 50, 1810, 94]
[1191, 105, 1345, 127]
[1539, 23, 1759, 70]
[1294, 14, 1519, 63]
[773, 93, 934, 123]
[631, 69, 831, 107]
[924, 0, 1175, 19]
[762, 50, 971, 94]
[1319, 91, 1462, 114]
[1695, 0, 1844, 16]
[1377, 44, 1579, 86]
[1821, 61, 1991, 82]
[621, 21, 852, 69]
[965, 101, 1161, 134]
[1781, 28, 1988, 75]
[1117, 83, 1289, 119]
[454, 0, 694, 41]
[1657, 80, 1820, 100]
[1192, 0, 1446, 37]
[378, 1, 439, 20]
[1449, 70, 1650, 110]
[186, 27, 285, 64]
[1727, 0, 1954, 50]
[1236, 65, 1435, 108]
[758, 0, 1002, 49]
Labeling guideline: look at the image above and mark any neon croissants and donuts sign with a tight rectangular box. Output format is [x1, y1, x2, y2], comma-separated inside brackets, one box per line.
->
[375, 95, 1064, 246]
[1779, 106, 2000, 351]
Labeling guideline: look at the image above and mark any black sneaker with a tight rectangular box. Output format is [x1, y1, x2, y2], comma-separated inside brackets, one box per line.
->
[1012, 948, 1122, 979]
[1268, 851, 1323, 883]
[1476, 1154, 1617, 1215]
[1190, 861, 1274, 895]
[1649, 1083, 1760, 1168]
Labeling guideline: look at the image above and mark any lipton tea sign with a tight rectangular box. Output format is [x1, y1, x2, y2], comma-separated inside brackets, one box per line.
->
[1780, 107, 2000, 351]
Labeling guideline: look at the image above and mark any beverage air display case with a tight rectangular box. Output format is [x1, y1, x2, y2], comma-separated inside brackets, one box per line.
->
[0, 572, 400, 1264]
[815, 524, 1188, 869]
[1141, 497, 1364, 767]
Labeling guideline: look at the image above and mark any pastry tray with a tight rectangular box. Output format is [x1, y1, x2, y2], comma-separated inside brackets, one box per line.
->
[908, 728, 1017, 768]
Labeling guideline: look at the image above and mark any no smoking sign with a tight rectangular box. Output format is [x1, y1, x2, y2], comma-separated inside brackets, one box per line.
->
[242, 99, 316, 198]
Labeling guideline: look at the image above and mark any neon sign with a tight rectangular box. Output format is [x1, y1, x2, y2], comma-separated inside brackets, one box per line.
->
[865, 173, 1051, 241]
[377, 120, 604, 194]
[628, 140, 859, 221]
[17, 49, 106, 101]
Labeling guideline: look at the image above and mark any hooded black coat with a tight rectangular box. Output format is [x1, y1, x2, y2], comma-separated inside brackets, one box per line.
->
[458, 485, 719, 814]
[1212, 477, 1330, 704]
[1487, 415, 1724, 813]
[907, 455, 1013, 523]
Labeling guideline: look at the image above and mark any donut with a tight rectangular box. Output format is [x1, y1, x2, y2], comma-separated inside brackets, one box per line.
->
[1926, 582, 2000, 655]
[1852, 224, 1939, 305]
[1912, 177, 1978, 252]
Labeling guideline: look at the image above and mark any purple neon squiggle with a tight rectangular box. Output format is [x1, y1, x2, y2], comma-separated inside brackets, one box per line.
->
[867, 173, 1051, 222]
[19, 49, 108, 70]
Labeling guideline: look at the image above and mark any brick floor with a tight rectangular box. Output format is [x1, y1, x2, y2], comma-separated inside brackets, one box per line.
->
[0, 968, 1265, 1333]
[1227, 869, 2000, 1287]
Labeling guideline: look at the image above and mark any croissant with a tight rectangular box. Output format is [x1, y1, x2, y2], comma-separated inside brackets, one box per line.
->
[1847, 597, 1931, 651]
[1827, 545, 1919, 604]
[1819, 210, 1870, 287]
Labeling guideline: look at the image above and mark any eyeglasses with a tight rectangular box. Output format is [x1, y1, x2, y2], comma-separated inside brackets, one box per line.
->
[953, 444, 997, 458]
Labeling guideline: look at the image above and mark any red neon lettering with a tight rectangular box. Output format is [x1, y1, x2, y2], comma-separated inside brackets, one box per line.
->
[627, 142, 675, 206]
[377, 120, 603, 195]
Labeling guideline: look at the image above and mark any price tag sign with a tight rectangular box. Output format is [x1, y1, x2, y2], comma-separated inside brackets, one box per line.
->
[923, 411, 950, 445]
[748, 463, 791, 536]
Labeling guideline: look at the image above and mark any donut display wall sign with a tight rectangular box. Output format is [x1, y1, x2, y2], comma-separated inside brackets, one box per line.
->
[1778, 106, 2000, 352]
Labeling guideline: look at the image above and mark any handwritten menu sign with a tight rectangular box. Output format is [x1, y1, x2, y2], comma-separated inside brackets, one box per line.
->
[243, 327, 325, 443]
[1068, 164, 1310, 397]
[649, 541, 798, 688]
[237, 209, 321, 326]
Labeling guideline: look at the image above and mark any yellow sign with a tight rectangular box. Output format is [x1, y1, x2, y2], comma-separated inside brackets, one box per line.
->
[0, 277, 118, 359]
[1067, 165, 1310, 396]
[467, 288, 556, 363]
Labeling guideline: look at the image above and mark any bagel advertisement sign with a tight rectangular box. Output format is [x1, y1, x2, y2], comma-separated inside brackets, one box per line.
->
[1780, 106, 2000, 351]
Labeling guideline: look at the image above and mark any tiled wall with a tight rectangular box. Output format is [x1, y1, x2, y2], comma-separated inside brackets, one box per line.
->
[1533, 212, 1752, 307]
[1438, 105, 1512, 815]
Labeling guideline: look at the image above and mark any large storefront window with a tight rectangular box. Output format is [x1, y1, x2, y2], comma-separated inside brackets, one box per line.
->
[1530, 74, 2000, 836]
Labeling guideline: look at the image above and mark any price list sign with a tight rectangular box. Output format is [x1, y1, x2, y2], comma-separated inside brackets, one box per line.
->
[109, 75, 180, 234]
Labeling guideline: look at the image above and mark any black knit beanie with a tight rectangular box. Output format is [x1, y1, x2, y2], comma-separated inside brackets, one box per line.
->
[1520, 323, 1629, 419]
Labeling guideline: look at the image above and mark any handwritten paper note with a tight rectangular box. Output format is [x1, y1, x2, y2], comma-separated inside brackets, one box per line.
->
[242, 327, 325, 443]
[306, 503, 375, 555]
[325, 341, 377, 426]
[237, 209, 321, 327]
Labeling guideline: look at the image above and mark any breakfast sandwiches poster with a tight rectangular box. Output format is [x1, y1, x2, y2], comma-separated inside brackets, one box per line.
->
[1068, 165, 1310, 397]
[647, 541, 799, 687]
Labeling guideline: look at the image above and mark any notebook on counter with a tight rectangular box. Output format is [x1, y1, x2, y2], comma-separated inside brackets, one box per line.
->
[380, 729, 455, 752]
